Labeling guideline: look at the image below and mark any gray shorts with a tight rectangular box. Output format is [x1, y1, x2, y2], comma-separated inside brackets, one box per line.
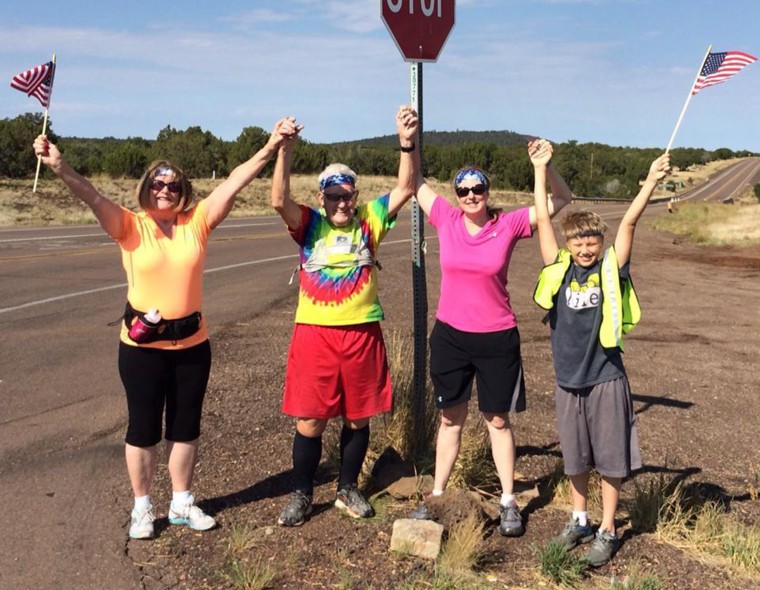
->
[555, 376, 642, 478]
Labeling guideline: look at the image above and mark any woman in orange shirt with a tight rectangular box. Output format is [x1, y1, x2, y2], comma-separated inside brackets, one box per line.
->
[33, 117, 300, 540]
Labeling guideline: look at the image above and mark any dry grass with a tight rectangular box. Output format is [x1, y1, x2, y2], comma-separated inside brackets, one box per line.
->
[550, 470, 603, 514]
[656, 482, 760, 580]
[370, 330, 438, 464]
[447, 427, 496, 494]
[438, 512, 486, 576]
[225, 557, 278, 590]
[222, 522, 280, 590]
[0, 174, 533, 228]
[669, 158, 743, 195]
[629, 473, 678, 533]
[534, 539, 587, 589]
[649, 201, 760, 246]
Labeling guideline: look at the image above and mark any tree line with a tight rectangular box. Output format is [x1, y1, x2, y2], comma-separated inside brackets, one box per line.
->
[2, 113, 756, 198]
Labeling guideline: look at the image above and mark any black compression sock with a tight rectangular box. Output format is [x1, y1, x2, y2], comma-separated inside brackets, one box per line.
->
[338, 424, 370, 489]
[292, 430, 322, 495]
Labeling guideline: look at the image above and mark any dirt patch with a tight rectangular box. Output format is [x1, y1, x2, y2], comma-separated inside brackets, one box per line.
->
[123, 219, 760, 590]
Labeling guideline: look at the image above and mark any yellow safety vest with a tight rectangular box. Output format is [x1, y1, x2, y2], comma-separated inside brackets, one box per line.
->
[533, 246, 641, 350]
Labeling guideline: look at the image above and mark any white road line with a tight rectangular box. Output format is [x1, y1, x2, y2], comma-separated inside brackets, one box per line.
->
[0, 233, 107, 243]
[726, 160, 760, 201]
[0, 221, 277, 243]
[0, 238, 416, 314]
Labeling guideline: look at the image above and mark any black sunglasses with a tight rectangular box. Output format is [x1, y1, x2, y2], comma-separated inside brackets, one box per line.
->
[322, 190, 356, 203]
[151, 180, 182, 193]
[455, 184, 487, 198]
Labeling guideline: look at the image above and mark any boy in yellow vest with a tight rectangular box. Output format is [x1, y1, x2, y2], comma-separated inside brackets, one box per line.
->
[530, 140, 670, 566]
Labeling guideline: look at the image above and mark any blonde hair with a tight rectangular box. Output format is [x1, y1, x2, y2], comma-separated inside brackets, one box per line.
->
[136, 160, 193, 212]
[560, 210, 608, 239]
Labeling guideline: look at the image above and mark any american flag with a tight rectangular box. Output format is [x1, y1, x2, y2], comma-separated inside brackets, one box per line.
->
[692, 51, 757, 95]
[10, 61, 56, 107]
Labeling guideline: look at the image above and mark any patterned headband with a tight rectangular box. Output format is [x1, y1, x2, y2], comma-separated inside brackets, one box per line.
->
[454, 169, 489, 189]
[154, 166, 174, 178]
[320, 173, 356, 192]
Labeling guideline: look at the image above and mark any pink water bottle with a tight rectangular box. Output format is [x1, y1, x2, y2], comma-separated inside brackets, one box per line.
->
[129, 308, 162, 343]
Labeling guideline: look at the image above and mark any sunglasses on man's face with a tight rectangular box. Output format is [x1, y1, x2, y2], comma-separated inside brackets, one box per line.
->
[151, 180, 181, 194]
[322, 190, 356, 203]
[455, 184, 487, 198]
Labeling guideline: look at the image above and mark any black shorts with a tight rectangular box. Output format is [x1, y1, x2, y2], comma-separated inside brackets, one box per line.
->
[118, 340, 212, 447]
[429, 320, 526, 414]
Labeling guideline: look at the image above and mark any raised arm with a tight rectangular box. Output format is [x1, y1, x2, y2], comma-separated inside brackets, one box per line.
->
[387, 106, 420, 217]
[204, 117, 301, 230]
[528, 141, 573, 228]
[270, 124, 303, 230]
[529, 139, 561, 265]
[614, 153, 670, 266]
[33, 135, 125, 239]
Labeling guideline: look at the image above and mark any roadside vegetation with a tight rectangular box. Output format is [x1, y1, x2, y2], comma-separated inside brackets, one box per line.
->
[3, 112, 756, 202]
[305, 332, 760, 588]
[649, 194, 760, 246]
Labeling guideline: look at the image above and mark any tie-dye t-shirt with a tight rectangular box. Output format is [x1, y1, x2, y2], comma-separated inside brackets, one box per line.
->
[289, 195, 395, 326]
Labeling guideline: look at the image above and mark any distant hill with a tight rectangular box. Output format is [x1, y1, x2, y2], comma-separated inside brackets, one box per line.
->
[334, 129, 528, 148]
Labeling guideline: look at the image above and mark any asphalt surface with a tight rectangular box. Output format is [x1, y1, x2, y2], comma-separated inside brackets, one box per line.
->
[0, 158, 757, 589]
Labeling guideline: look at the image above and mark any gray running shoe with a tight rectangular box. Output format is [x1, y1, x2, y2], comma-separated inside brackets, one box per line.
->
[498, 502, 525, 537]
[409, 501, 432, 520]
[553, 518, 595, 550]
[277, 491, 313, 527]
[335, 484, 375, 518]
[582, 528, 619, 566]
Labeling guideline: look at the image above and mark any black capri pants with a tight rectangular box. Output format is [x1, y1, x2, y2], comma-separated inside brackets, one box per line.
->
[118, 340, 212, 448]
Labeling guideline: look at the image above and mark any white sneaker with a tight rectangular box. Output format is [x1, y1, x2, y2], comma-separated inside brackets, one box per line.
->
[168, 494, 216, 531]
[129, 505, 155, 539]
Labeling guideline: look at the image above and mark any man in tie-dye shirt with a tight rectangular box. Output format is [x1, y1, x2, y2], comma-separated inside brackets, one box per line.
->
[270, 106, 419, 527]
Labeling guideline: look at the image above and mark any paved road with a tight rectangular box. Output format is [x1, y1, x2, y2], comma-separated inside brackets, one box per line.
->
[0, 210, 419, 590]
[0, 158, 756, 589]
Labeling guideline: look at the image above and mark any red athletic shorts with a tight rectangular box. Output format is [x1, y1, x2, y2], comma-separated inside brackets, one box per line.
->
[282, 322, 392, 420]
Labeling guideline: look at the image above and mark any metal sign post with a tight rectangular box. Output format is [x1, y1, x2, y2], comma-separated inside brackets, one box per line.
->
[409, 62, 428, 454]
[382, 0, 455, 454]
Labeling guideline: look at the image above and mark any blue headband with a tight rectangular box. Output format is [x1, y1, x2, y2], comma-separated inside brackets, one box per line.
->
[319, 173, 355, 192]
[454, 169, 489, 189]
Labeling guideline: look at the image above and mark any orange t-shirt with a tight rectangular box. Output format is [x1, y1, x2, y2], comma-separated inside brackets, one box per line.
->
[116, 201, 211, 349]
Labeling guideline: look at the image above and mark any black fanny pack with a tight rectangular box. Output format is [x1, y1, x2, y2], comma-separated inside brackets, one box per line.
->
[121, 302, 202, 343]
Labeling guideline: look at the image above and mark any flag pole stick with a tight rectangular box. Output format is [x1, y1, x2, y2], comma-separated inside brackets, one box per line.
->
[665, 45, 711, 154]
[33, 53, 57, 193]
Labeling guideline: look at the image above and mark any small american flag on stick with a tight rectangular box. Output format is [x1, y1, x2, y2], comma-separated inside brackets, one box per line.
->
[692, 51, 757, 95]
[10, 61, 56, 107]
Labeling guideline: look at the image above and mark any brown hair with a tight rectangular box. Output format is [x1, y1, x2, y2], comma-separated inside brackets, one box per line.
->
[559, 210, 608, 239]
[136, 160, 193, 212]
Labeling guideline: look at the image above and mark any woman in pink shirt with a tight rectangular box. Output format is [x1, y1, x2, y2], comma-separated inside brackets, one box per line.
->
[410, 141, 572, 536]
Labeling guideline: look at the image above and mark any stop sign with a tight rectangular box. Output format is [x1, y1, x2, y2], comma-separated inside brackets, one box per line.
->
[382, 0, 455, 63]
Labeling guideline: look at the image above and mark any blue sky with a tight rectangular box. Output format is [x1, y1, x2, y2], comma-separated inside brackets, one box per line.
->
[2, 0, 759, 151]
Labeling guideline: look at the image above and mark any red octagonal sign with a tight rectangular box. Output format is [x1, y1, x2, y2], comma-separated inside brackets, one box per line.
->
[382, 0, 456, 63]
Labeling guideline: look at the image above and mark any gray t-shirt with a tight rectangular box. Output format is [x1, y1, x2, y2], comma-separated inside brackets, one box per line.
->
[549, 259, 629, 388]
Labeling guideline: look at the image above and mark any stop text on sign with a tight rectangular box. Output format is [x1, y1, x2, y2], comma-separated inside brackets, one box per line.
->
[381, 0, 455, 62]
[385, 0, 443, 17]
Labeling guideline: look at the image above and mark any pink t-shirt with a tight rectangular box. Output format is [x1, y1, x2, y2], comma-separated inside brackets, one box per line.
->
[429, 196, 533, 333]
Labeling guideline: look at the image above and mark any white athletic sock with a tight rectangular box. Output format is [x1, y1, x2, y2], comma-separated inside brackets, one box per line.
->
[500, 493, 516, 507]
[172, 490, 192, 509]
[431, 489, 444, 497]
[572, 510, 588, 526]
[134, 495, 151, 512]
